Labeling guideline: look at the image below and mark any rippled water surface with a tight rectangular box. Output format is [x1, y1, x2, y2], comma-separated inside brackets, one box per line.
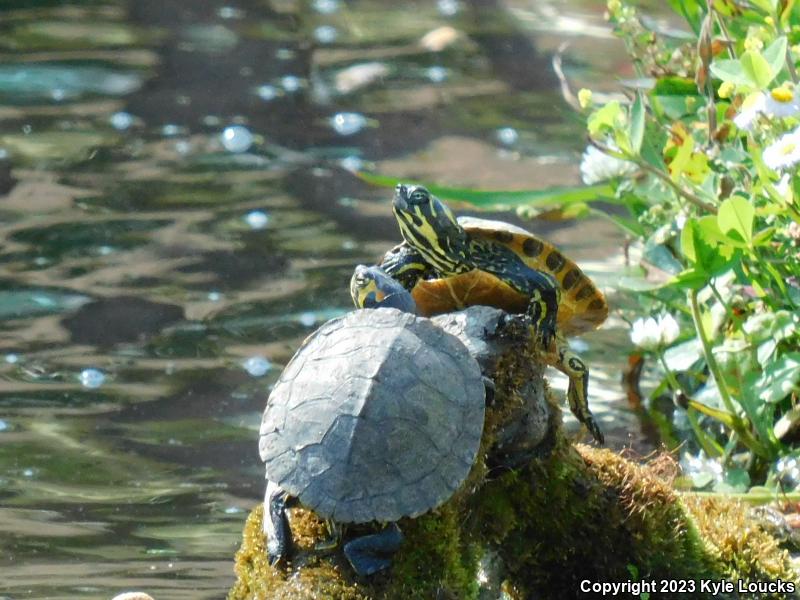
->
[0, 1, 646, 597]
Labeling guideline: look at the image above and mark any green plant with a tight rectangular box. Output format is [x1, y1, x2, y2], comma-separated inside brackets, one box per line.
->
[580, 0, 800, 490]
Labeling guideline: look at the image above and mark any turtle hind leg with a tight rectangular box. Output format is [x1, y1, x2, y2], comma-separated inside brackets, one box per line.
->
[343, 523, 404, 577]
[263, 480, 291, 565]
[553, 337, 604, 445]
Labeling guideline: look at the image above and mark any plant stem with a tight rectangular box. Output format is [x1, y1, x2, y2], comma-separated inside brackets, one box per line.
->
[657, 351, 722, 458]
[638, 161, 719, 214]
[689, 289, 771, 459]
[588, 140, 718, 214]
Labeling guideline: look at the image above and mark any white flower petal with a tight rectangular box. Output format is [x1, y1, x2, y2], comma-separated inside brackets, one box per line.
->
[658, 313, 680, 345]
[579, 144, 637, 185]
[763, 131, 800, 171]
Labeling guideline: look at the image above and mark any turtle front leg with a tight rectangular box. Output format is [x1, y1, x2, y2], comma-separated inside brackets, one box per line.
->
[469, 247, 560, 348]
[552, 335, 604, 444]
[379, 242, 433, 291]
[343, 523, 404, 577]
[263, 480, 291, 565]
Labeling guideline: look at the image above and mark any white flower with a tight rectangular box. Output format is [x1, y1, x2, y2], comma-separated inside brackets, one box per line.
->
[733, 92, 765, 130]
[630, 317, 661, 350]
[764, 86, 800, 118]
[763, 130, 800, 171]
[733, 88, 800, 131]
[630, 313, 680, 350]
[775, 173, 792, 197]
[579, 144, 637, 185]
[659, 313, 680, 345]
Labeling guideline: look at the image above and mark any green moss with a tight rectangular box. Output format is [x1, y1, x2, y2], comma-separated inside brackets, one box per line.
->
[387, 506, 480, 599]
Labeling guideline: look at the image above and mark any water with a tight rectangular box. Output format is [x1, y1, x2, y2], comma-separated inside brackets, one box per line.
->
[0, 0, 643, 598]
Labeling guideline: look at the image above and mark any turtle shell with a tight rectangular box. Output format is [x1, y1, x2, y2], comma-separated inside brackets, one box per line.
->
[409, 216, 608, 336]
[259, 307, 485, 524]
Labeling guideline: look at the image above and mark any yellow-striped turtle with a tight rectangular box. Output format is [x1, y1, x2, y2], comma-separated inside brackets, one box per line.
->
[378, 183, 607, 443]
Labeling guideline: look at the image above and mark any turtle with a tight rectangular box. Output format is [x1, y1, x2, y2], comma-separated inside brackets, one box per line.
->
[260, 267, 490, 576]
[379, 183, 607, 444]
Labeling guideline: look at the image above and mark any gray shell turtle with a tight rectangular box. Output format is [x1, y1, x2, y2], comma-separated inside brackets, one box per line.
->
[259, 306, 485, 524]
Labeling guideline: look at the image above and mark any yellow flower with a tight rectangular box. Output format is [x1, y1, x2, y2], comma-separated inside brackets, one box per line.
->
[578, 88, 593, 109]
[744, 37, 764, 52]
[607, 0, 621, 14]
[718, 81, 735, 99]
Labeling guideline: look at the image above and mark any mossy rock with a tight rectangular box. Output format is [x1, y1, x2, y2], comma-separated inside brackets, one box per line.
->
[229, 319, 799, 599]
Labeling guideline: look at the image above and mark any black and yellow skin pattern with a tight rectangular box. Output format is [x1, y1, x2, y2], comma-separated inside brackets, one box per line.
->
[382, 183, 605, 444]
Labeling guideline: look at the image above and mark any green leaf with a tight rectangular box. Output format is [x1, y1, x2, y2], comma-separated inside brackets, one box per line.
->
[665, 0, 704, 32]
[745, 352, 800, 403]
[588, 100, 623, 138]
[653, 76, 702, 95]
[741, 49, 775, 89]
[763, 36, 788, 79]
[681, 220, 700, 264]
[710, 59, 755, 87]
[630, 93, 645, 155]
[749, 0, 778, 13]
[356, 172, 616, 210]
[717, 196, 754, 243]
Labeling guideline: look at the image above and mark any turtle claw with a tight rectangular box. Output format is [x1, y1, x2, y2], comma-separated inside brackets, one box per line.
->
[537, 316, 557, 350]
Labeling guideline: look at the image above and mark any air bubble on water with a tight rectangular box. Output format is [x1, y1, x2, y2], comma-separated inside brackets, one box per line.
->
[341, 240, 357, 250]
[80, 368, 106, 389]
[22, 124, 32, 135]
[437, 0, 461, 16]
[243, 356, 271, 377]
[0, 420, 9, 432]
[314, 25, 338, 44]
[5, 353, 19, 364]
[218, 6, 244, 19]
[162, 124, 183, 137]
[174, 140, 192, 155]
[425, 66, 448, 83]
[280, 75, 303, 93]
[110, 112, 135, 130]
[276, 48, 295, 60]
[221, 125, 254, 153]
[208, 291, 222, 302]
[330, 112, 367, 136]
[313, 0, 340, 14]
[23, 468, 35, 478]
[0, 149, 8, 160]
[244, 210, 269, 229]
[203, 115, 221, 127]
[339, 156, 363, 172]
[298, 312, 317, 327]
[255, 85, 278, 101]
[496, 127, 519, 146]
[51, 88, 67, 101]
[225, 506, 244, 514]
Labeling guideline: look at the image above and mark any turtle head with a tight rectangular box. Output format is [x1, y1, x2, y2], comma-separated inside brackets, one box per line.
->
[392, 184, 468, 273]
[350, 265, 417, 313]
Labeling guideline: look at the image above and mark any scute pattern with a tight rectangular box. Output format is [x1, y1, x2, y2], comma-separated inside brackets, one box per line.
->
[259, 307, 485, 524]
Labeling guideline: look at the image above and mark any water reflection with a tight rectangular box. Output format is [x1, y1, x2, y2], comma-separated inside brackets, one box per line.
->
[0, 0, 638, 597]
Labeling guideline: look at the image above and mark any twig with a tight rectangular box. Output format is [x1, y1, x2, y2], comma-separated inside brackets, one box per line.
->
[552, 41, 581, 112]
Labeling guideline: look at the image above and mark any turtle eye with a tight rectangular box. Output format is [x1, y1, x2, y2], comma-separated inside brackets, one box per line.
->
[410, 190, 428, 204]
